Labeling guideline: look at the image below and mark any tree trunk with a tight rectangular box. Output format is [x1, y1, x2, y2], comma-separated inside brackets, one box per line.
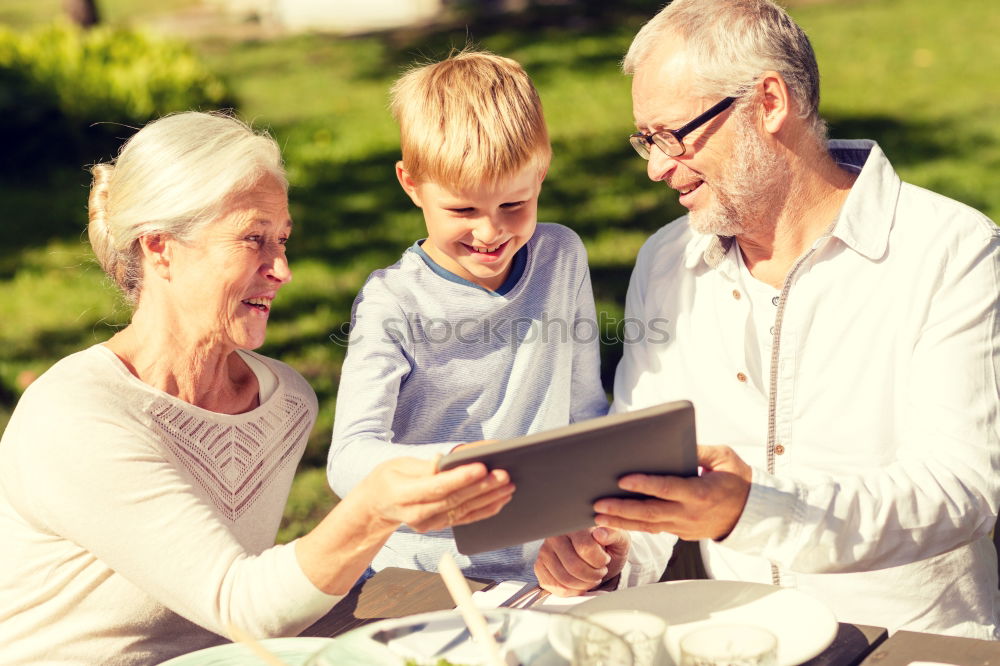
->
[63, 0, 100, 28]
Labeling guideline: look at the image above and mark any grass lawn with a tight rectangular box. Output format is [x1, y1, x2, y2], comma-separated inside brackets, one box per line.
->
[2, 0, 998, 541]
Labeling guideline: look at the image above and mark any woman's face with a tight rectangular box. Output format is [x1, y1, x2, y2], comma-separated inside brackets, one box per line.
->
[164, 175, 292, 352]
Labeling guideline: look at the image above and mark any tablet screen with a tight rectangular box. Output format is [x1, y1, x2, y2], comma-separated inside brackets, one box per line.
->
[436, 400, 697, 555]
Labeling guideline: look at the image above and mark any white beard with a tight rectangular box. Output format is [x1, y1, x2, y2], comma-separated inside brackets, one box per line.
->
[687, 111, 788, 238]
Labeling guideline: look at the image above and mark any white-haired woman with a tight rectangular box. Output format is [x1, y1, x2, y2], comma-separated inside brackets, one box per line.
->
[0, 111, 514, 664]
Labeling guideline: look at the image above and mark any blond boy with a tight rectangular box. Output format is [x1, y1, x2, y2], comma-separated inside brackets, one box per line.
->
[327, 50, 608, 582]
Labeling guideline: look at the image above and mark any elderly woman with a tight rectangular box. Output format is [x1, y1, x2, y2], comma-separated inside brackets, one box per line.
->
[0, 111, 514, 664]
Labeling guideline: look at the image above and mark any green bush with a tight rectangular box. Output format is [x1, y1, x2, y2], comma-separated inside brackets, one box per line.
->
[0, 21, 230, 172]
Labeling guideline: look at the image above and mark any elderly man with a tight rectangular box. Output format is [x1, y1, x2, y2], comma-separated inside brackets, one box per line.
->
[534, 0, 999, 639]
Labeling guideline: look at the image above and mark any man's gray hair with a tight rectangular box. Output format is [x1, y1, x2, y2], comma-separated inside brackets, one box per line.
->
[623, 0, 825, 136]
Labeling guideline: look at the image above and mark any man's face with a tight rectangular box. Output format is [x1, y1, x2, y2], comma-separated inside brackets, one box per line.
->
[631, 43, 784, 237]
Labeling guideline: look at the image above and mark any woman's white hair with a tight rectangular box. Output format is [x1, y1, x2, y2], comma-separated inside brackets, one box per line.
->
[623, 0, 825, 137]
[87, 111, 286, 304]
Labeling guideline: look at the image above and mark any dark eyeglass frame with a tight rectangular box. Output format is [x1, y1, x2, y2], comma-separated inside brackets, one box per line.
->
[629, 96, 737, 160]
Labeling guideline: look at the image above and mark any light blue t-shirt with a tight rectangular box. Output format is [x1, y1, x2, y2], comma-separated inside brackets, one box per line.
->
[327, 223, 609, 581]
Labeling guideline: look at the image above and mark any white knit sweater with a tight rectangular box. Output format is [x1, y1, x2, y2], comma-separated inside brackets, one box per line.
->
[0, 345, 340, 664]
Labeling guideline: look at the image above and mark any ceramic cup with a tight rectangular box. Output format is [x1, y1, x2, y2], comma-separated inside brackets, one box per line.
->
[678, 624, 778, 666]
[587, 610, 670, 666]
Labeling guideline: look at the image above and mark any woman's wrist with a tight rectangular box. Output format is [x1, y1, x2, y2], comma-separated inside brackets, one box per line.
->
[340, 480, 401, 537]
[295, 488, 401, 595]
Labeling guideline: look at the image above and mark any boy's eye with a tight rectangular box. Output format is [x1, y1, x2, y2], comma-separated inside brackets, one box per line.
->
[500, 201, 526, 210]
[448, 207, 476, 215]
[278, 236, 289, 246]
[245, 235, 262, 243]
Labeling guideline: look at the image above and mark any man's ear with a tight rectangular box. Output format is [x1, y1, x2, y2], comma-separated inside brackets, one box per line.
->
[138, 233, 172, 280]
[395, 161, 423, 208]
[758, 71, 791, 135]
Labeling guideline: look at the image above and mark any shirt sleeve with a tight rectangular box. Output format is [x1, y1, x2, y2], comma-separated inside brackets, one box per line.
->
[327, 282, 458, 499]
[570, 248, 611, 423]
[723, 225, 1000, 574]
[2, 394, 342, 639]
[618, 531, 676, 588]
[610, 238, 654, 415]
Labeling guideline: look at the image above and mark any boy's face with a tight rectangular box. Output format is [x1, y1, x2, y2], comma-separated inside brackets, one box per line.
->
[397, 161, 546, 291]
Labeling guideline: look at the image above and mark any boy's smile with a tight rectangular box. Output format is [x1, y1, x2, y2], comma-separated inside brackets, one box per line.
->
[397, 161, 547, 291]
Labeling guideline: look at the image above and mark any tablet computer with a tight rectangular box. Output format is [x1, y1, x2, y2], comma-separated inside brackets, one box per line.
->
[436, 400, 697, 555]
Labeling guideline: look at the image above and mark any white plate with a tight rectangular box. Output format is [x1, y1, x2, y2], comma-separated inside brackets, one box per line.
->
[158, 637, 335, 665]
[321, 608, 632, 665]
[570, 580, 837, 666]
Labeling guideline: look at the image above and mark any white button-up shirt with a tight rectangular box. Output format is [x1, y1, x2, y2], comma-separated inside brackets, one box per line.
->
[615, 140, 1000, 639]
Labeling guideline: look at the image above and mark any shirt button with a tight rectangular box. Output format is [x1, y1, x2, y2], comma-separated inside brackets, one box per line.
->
[732, 289, 742, 300]
[736, 372, 747, 383]
[774, 444, 786, 455]
[771, 296, 780, 306]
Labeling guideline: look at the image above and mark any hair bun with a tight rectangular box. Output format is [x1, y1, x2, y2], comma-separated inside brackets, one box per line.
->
[87, 163, 121, 285]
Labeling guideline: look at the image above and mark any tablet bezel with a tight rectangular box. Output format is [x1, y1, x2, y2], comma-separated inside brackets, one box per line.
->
[436, 400, 697, 555]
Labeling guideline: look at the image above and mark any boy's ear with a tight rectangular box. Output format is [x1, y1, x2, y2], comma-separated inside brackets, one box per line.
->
[536, 162, 550, 184]
[395, 161, 423, 208]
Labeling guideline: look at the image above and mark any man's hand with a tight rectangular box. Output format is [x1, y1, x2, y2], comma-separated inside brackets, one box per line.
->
[535, 527, 630, 596]
[593, 445, 752, 541]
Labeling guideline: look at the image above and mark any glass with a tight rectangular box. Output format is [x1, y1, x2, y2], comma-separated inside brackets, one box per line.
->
[306, 607, 634, 666]
[678, 624, 778, 666]
[630, 97, 737, 160]
[588, 609, 670, 666]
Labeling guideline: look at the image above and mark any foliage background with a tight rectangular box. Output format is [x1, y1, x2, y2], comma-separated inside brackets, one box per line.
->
[1, 0, 998, 540]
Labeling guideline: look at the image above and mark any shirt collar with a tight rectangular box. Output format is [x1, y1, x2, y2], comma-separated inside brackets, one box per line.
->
[684, 233, 732, 270]
[826, 139, 900, 261]
[683, 139, 901, 270]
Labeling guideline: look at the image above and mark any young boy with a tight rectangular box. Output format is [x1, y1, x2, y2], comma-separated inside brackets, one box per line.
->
[327, 49, 608, 582]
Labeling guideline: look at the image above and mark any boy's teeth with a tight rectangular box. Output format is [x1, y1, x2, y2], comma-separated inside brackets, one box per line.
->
[244, 297, 270, 306]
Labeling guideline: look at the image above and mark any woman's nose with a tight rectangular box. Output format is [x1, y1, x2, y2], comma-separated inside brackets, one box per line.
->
[265, 252, 292, 284]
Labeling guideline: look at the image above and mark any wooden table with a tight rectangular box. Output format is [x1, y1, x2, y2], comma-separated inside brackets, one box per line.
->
[300, 567, 492, 639]
[300, 567, 891, 664]
[859, 630, 1000, 665]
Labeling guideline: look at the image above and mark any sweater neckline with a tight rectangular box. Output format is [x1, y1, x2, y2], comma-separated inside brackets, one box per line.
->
[89, 344, 283, 422]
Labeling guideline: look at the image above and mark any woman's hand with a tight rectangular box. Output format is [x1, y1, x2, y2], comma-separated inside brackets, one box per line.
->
[362, 457, 515, 533]
[297, 458, 514, 595]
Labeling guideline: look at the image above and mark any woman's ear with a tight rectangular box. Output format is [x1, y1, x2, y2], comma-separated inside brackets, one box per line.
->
[395, 161, 423, 208]
[758, 71, 791, 135]
[138, 234, 172, 280]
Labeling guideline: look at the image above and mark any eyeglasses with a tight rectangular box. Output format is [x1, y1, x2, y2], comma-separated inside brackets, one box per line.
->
[629, 96, 737, 160]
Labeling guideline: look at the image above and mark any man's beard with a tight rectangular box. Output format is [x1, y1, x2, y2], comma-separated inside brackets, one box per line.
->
[687, 110, 788, 237]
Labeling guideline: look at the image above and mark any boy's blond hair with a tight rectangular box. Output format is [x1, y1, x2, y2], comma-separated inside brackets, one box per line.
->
[390, 48, 551, 191]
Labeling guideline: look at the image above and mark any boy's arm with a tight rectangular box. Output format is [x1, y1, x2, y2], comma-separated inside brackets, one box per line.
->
[569, 259, 610, 423]
[327, 288, 458, 499]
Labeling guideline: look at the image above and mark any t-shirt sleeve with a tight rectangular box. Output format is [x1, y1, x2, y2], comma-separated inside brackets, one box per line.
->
[569, 238, 610, 422]
[327, 280, 457, 499]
